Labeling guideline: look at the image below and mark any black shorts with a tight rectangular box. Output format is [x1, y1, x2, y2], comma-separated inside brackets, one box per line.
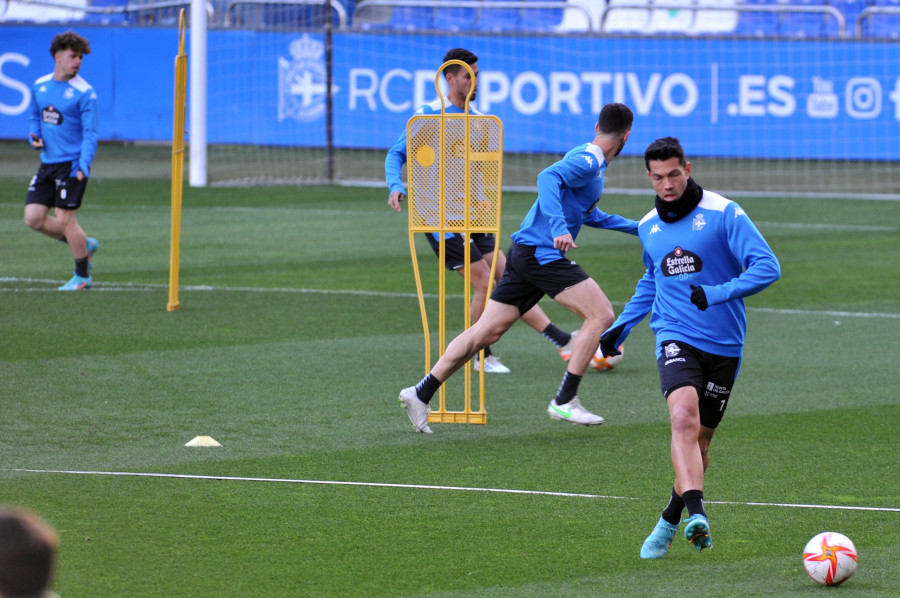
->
[657, 340, 741, 429]
[489, 242, 590, 315]
[425, 233, 495, 271]
[26, 161, 88, 210]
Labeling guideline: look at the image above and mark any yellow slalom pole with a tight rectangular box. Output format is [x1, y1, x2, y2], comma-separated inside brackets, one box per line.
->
[168, 9, 188, 312]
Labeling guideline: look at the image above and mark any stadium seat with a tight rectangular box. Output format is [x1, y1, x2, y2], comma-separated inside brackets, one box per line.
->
[435, 6, 478, 30]
[552, 0, 601, 31]
[862, 0, 900, 38]
[601, 0, 738, 34]
[778, 0, 839, 38]
[734, 0, 781, 37]
[84, 0, 129, 25]
[385, 6, 435, 29]
[262, 4, 330, 28]
[354, 3, 434, 29]
[475, 6, 523, 30]
[831, 0, 867, 26]
[519, 0, 568, 31]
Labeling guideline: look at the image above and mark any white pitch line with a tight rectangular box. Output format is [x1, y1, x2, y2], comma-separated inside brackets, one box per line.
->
[752, 307, 900, 320]
[1, 278, 898, 320]
[10, 469, 900, 513]
[756, 221, 898, 232]
[10, 469, 624, 501]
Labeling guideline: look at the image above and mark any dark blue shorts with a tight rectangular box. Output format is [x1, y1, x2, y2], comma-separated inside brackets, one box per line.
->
[26, 161, 88, 210]
[489, 242, 590, 315]
[426, 232, 495, 271]
[657, 340, 741, 429]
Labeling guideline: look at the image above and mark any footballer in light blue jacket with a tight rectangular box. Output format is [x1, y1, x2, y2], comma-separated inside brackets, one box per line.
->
[25, 31, 99, 291]
[602, 142, 781, 359]
[600, 136, 780, 559]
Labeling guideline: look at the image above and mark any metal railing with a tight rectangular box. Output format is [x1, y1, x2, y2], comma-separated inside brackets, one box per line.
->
[9, 0, 897, 38]
[353, 0, 593, 32]
[855, 5, 900, 37]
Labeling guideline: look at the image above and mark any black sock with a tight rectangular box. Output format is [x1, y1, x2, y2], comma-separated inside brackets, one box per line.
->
[75, 257, 89, 278]
[661, 487, 685, 525]
[682, 489, 706, 518]
[414, 374, 442, 404]
[541, 323, 570, 348]
[482, 345, 493, 358]
[555, 370, 582, 405]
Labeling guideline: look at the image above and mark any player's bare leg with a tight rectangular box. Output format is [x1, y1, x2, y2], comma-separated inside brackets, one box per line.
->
[24, 205, 88, 259]
[24, 204, 64, 240]
[463, 258, 492, 324]
[56, 208, 88, 260]
[482, 249, 570, 360]
[463, 257, 511, 373]
[552, 278, 615, 376]
[668, 386, 715, 551]
[398, 300, 519, 433]
[431, 299, 521, 381]
[668, 387, 705, 492]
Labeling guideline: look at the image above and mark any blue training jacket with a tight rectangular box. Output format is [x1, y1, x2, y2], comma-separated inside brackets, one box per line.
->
[608, 189, 781, 358]
[511, 142, 637, 264]
[29, 73, 99, 177]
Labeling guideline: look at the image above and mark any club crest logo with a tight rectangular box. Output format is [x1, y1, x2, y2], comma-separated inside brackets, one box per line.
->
[664, 343, 681, 358]
[278, 35, 332, 123]
[692, 213, 706, 231]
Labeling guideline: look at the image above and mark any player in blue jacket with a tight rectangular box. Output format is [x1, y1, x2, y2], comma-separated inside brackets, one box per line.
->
[25, 31, 99, 291]
[386, 48, 576, 374]
[599, 137, 781, 557]
[398, 102, 637, 433]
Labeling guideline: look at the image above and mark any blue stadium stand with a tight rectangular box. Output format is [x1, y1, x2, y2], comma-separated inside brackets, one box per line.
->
[518, 0, 568, 30]
[389, 6, 435, 28]
[475, 6, 524, 30]
[434, 6, 478, 29]
[778, 0, 840, 38]
[734, 0, 845, 38]
[84, 0, 129, 24]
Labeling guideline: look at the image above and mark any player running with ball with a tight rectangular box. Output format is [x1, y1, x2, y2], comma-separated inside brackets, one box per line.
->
[398, 103, 638, 432]
[599, 137, 780, 557]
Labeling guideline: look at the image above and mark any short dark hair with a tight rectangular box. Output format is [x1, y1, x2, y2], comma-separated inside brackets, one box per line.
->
[0, 509, 59, 596]
[50, 30, 91, 57]
[442, 48, 478, 77]
[597, 103, 633, 137]
[644, 136, 687, 170]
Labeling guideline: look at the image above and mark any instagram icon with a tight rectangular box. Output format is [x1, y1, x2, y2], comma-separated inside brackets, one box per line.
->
[845, 77, 882, 119]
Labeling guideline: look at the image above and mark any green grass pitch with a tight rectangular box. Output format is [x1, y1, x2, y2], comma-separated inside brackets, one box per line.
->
[1, 167, 899, 596]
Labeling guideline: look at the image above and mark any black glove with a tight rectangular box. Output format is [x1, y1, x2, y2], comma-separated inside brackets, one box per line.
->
[690, 284, 708, 311]
[599, 324, 625, 357]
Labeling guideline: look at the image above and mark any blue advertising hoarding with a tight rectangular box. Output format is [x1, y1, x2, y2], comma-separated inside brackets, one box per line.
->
[2, 26, 898, 161]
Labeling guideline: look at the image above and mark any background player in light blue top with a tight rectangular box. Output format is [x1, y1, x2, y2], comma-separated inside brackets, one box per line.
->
[386, 48, 577, 374]
[398, 103, 638, 433]
[599, 137, 780, 557]
[25, 30, 99, 291]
